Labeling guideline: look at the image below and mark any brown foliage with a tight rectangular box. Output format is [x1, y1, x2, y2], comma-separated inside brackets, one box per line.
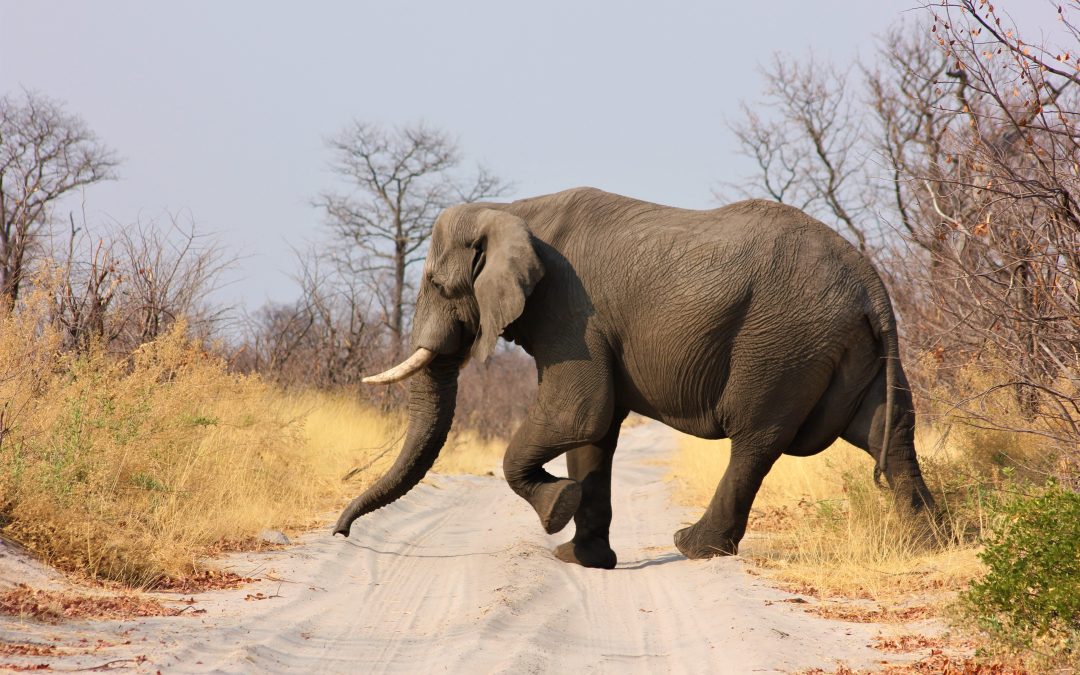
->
[0, 585, 177, 623]
[0, 643, 61, 657]
[877, 650, 1029, 674]
[872, 634, 949, 654]
[154, 570, 258, 593]
[808, 603, 934, 624]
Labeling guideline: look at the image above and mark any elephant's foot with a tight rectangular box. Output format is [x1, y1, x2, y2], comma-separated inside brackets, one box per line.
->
[554, 539, 617, 569]
[674, 523, 738, 559]
[533, 479, 581, 534]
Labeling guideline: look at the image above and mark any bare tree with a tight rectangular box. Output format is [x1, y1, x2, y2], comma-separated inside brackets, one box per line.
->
[48, 214, 233, 353]
[112, 215, 233, 346]
[315, 121, 510, 353]
[0, 90, 118, 309]
[725, 55, 874, 251]
[902, 0, 1080, 444]
[240, 247, 377, 389]
[51, 215, 122, 351]
[864, 23, 956, 245]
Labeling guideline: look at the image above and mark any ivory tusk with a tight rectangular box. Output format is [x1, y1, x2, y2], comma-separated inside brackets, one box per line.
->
[361, 348, 437, 385]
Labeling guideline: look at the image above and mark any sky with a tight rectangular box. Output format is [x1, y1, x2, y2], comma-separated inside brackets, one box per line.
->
[0, 1, 1059, 312]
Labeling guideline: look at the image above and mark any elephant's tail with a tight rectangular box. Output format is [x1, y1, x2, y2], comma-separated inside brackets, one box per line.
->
[867, 277, 899, 487]
[875, 321, 898, 488]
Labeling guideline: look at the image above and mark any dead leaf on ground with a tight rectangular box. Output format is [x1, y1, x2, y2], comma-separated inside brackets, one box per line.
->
[871, 633, 945, 653]
[877, 649, 1029, 674]
[154, 569, 258, 593]
[0, 642, 61, 657]
[808, 603, 933, 623]
[0, 584, 178, 623]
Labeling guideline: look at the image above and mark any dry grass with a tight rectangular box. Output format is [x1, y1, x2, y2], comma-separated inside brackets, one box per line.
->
[435, 430, 504, 475]
[0, 293, 500, 587]
[669, 429, 1008, 601]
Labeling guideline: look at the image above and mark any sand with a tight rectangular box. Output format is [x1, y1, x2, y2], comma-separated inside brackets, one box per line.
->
[0, 421, 931, 673]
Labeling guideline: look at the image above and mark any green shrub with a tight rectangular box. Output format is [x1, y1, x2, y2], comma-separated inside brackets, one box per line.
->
[963, 486, 1080, 655]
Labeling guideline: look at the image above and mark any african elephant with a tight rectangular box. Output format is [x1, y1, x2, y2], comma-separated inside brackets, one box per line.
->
[333, 188, 935, 569]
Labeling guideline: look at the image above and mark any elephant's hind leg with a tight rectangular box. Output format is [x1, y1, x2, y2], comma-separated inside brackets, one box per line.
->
[841, 367, 935, 513]
[674, 436, 782, 559]
[554, 408, 628, 569]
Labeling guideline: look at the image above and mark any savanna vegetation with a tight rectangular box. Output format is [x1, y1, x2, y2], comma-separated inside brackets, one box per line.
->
[0, 95, 517, 588]
[0, 285, 503, 587]
[0, 0, 1077, 670]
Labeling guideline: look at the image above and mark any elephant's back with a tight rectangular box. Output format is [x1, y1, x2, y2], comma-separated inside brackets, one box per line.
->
[511, 189, 856, 258]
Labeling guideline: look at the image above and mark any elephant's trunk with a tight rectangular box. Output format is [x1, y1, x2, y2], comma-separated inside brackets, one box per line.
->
[333, 354, 463, 537]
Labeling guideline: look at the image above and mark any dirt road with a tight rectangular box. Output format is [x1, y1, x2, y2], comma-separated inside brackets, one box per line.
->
[1, 421, 922, 673]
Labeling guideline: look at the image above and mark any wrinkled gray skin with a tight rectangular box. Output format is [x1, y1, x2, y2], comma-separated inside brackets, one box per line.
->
[334, 188, 935, 569]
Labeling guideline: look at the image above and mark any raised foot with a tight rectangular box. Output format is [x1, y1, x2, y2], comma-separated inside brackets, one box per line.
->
[534, 479, 581, 534]
[554, 540, 617, 569]
[673, 524, 738, 560]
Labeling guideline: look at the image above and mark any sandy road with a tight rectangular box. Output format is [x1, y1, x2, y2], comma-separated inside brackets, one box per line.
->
[1, 421, 915, 674]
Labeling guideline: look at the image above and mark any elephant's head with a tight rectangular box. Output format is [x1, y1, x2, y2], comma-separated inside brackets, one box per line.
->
[333, 206, 544, 536]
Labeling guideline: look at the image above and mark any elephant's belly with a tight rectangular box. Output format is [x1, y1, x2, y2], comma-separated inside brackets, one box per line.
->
[652, 411, 728, 440]
[613, 370, 728, 440]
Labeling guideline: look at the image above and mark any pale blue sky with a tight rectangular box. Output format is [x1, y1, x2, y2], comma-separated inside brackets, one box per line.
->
[0, 1, 1056, 310]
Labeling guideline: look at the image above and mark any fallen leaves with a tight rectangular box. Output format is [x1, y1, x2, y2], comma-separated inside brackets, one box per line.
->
[0, 642, 61, 657]
[871, 633, 946, 653]
[203, 536, 287, 556]
[154, 569, 258, 593]
[765, 596, 811, 607]
[0, 585, 178, 623]
[877, 649, 1028, 674]
[797, 649, 1027, 674]
[808, 604, 934, 623]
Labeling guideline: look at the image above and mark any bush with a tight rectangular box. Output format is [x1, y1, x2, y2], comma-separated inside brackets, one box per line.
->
[963, 486, 1080, 655]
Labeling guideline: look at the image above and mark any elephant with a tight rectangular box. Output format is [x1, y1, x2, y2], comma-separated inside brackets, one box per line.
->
[333, 187, 935, 569]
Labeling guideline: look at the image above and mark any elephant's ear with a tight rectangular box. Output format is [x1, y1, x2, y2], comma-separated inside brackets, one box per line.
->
[472, 209, 544, 363]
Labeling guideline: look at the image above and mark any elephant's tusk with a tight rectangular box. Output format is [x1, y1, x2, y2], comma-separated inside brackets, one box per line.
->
[361, 348, 437, 384]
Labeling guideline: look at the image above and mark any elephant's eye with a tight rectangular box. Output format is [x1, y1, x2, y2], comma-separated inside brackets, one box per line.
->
[428, 274, 446, 296]
[471, 246, 486, 280]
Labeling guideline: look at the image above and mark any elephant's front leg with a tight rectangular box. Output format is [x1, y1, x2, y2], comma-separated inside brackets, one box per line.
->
[553, 409, 628, 570]
[502, 364, 615, 536]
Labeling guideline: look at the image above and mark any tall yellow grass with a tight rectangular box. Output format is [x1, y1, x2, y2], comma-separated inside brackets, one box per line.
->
[669, 430, 1008, 600]
[0, 295, 503, 586]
